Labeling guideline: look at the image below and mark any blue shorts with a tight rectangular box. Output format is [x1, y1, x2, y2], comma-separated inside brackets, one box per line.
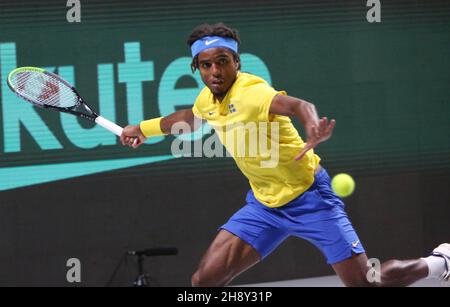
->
[220, 168, 365, 264]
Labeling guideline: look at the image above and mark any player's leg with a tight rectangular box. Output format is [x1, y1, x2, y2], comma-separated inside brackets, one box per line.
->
[306, 169, 447, 286]
[191, 229, 261, 287]
[287, 167, 428, 286]
[191, 190, 289, 287]
[333, 243, 450, 286]
[332, 253, 429, 287]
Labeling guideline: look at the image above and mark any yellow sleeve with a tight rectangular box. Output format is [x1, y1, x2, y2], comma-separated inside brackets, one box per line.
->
[244, 83, 287, 122]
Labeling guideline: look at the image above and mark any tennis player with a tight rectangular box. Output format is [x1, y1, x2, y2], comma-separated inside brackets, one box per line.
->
[120, 23, 449, 287]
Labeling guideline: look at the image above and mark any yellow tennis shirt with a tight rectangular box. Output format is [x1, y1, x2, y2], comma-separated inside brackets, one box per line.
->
[192, 72, 320, 207]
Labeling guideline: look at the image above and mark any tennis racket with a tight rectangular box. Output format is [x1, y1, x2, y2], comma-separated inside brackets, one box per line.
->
[7, 66, 123, 136]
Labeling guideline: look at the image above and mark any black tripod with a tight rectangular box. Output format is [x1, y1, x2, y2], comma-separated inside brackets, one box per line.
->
[133, 254, 149, 287]
[106, 247, 178, 287]
[128, 247, 178, 287]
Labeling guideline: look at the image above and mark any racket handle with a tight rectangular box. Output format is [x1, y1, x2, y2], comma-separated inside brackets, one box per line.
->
[95, 116, 123, 136]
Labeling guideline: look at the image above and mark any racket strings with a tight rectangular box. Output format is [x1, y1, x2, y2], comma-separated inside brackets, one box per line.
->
[11, 71, 78, 108]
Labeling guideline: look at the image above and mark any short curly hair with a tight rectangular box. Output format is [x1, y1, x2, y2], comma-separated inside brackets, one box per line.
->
[187, 23, 241, 73]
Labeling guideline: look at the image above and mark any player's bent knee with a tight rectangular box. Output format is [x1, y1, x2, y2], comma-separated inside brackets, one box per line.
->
[191, 269, 229, 287]
[191, 271, 202, 287]
[191, 270, 212, 287]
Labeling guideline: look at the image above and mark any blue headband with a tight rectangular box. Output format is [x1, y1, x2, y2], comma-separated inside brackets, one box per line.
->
[191, 36, 238, 58]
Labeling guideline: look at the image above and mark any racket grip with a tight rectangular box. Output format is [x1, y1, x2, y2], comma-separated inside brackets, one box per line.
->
[95, 116, 123, 136]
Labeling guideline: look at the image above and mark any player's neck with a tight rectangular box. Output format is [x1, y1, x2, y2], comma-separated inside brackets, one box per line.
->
[214, 94, 226, 103]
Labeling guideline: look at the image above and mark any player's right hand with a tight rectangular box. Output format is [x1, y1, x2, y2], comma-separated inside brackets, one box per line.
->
[294, 117, 335, 161]
[120, 125, 147, 148]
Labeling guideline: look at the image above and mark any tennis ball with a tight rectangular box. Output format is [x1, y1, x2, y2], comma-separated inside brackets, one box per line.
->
[331, 173, 355, 198]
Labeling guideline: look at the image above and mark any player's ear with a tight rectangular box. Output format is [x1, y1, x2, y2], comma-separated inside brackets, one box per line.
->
[234, 57, 240, 70]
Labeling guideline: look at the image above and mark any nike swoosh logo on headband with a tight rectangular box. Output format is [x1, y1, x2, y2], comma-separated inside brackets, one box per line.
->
[205, 39, 220, 46]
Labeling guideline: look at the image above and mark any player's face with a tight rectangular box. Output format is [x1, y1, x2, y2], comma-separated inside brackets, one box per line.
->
[197, 47, 239, 99]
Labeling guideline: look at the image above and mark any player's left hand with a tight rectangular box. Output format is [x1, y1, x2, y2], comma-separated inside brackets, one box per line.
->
[294, 117, 336, 161]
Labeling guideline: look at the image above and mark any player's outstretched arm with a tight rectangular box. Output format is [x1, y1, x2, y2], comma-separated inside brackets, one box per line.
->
[269, 94, 336, 160]
[121, 109, 200, 148]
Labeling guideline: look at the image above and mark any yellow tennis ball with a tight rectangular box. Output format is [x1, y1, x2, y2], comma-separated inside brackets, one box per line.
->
[331, 173, 355, 198]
